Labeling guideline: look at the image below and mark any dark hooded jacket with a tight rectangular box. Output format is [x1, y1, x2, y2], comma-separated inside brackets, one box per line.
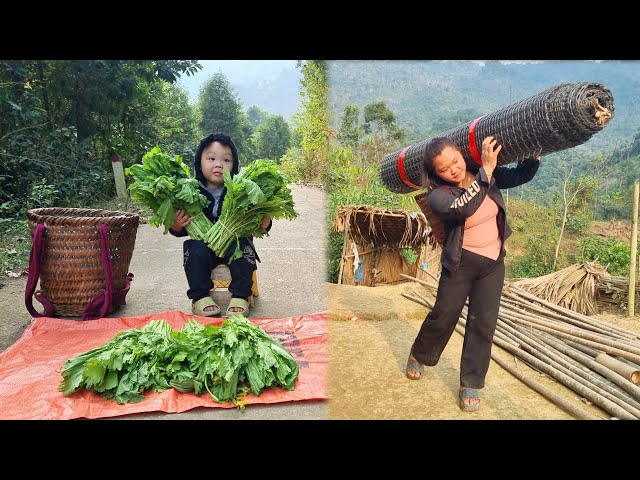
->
[169, 149, 272, 255]
[428, 158, 539, 272]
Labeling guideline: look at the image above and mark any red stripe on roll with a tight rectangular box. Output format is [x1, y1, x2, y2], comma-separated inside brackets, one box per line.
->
[397, 146, 421, 190]
[468, 116, 485, 165]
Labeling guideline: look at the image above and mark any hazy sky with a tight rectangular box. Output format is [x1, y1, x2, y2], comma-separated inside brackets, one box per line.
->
[178, 60, 298, 104]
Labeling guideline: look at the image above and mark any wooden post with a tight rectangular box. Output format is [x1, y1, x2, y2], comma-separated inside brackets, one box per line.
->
[337, 229, 348, 285]
[111, 155, 128, 199]
[629, 181, 639, 317]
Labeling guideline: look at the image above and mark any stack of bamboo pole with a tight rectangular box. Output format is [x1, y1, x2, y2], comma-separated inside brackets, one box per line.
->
[401, 274, 640, 420]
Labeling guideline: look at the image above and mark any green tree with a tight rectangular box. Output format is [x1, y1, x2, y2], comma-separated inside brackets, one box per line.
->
[363, 101, 405, 141]
[246, 104, 269, 129]
[39, 60, 200, 148]
[359, 101, 406, 165]
[337, 104, 362, 148]
[0, 60, 202, 217]
[551, 158, 595, 270]
[254, 115, 291, 161]
[197, 72, 250, 160]
[292, 60, 329, 183]
[155, 82, 202, 160]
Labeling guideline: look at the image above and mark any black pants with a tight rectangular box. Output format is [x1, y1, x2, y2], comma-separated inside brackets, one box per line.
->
[411, 249, 505, 389]
[183, 238, 257, 302]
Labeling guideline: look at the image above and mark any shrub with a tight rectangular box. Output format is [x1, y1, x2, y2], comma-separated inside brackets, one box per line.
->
[579, 236, 631, 276]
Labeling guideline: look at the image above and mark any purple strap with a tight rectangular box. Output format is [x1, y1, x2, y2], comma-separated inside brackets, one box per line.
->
[24, 223, 55, 317]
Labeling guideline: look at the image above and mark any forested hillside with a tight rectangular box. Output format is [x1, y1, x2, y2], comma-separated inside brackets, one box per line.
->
[329, 60, 640, 147]
[328, 60, 640, 216]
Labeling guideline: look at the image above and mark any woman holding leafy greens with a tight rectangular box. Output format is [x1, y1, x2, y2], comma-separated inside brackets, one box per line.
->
[169, 133, 271, 317]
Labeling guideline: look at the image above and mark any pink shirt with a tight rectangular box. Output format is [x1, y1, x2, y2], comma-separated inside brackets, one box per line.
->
[462, 194, 501, 260]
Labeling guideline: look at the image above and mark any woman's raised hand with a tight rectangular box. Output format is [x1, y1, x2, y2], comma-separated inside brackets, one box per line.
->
[481, 136, 502, 177]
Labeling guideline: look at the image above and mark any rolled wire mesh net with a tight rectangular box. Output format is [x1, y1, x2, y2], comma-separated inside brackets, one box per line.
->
[380, 82, 615, 194]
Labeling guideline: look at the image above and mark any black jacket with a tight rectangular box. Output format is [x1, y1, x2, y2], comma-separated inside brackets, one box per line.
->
[169, 184, 272, 260]
[428, 158, 540, 272]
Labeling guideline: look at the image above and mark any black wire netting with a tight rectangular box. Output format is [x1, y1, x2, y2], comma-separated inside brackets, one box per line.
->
[380, 82, 615, 194]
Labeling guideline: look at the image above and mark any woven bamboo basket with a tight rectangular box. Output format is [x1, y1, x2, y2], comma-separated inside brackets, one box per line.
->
[380, 82, 615, 194]
[26, 208, 139, 317]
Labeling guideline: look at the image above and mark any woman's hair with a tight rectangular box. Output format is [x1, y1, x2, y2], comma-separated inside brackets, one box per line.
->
[194, 132, 239, 183]
[421, 137, 460, 191]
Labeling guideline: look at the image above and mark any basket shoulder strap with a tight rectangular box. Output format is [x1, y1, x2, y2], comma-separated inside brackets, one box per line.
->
[24, 223, 55, 317]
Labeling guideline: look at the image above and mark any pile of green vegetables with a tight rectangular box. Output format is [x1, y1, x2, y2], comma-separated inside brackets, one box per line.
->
[125, 147, 298, 261]
[59, 314, 300, 407]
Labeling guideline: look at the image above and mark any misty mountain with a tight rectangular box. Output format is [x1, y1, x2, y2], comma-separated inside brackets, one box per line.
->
[329, 60, 640, 152]
[329, 60, 640, 213]
[178, 60, 301, 119]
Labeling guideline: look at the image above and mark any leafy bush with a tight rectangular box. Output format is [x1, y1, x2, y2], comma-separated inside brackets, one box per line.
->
[279, 147, 303, 181]
[508, 234, 556, 278]
[400, 248, 418, 266]
[579, 236, 631, 276]
[567, 212, 591, 235]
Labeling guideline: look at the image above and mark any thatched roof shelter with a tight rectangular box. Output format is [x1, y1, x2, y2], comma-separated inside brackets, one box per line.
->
[334, 205, 430, 247]
[333, 205, 440, 286]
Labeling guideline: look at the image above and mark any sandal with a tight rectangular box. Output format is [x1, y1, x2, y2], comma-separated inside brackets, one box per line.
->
[459, 387, 481, 412]
[405, 354, 424, 380]
[192, 296, 221, 317]
[225, 297, 250, 317]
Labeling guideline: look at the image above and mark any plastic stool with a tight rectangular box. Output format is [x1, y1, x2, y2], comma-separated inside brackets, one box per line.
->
[211, 265, 258, 307]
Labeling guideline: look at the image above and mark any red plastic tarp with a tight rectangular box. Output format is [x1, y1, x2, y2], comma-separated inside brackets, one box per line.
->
[0, 310, 327, 420]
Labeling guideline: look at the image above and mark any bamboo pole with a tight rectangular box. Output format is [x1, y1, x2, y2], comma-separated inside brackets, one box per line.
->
[401, 271, 640, 418]
[535, 333, 640, 402]
[492, 335, 637, 419]
[504, 314, 640, 357]
[505, 316, 640, 361]
[508, 286, 640, 339]
[501, 293, 638, 340]
[497, 319, 640, 416]
[454, 324, 602, 420]
[630, 181, 639, 317]
[489, 353, 600, 420]
[595, 353, 640, 384]
[402, 271, 440, 286]
[564, 340, 602, 358]
[499, 298, 633, 342]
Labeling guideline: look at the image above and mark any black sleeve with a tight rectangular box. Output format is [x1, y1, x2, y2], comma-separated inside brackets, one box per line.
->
[169, 227, 188, 237]
[493, 158, 540, 189]
[427, 167, 491, 221]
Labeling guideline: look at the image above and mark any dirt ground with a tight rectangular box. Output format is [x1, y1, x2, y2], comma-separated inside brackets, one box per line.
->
[590, 219, 633, 243]
[0, 184, 327, 420]
[327, 282, 640, 420]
